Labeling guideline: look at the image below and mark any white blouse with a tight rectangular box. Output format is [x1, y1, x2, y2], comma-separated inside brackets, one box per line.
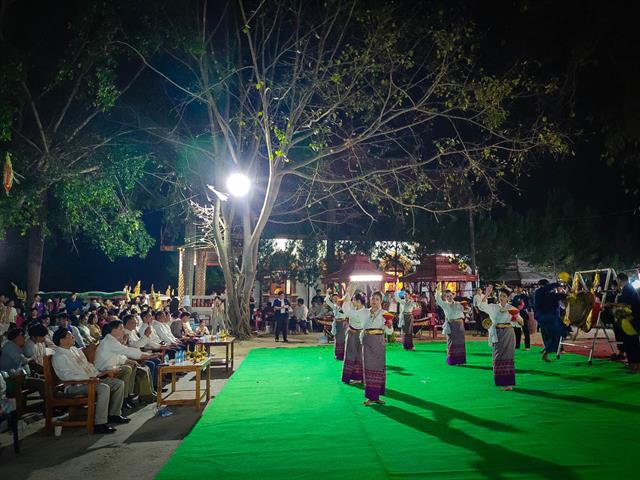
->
[342, 300, 369, 330]
[363, 308, 393, 335]
[435, 295, 466, 335]
[478, 300, 513, 344]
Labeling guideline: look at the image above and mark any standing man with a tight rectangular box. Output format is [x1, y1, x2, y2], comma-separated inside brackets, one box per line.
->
[51, 328, 127, 433]
[511, 286, 532, 350]
[615, 273, 640, 373]
[533, 279, 567, 362]
[273, 291, 291, 343]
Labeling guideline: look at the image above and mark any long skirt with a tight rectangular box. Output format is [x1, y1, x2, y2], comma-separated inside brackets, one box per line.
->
[362, 333, 386, 401]
[401, 314, 414, 350]
[342, 330, 363, 383]
[334, 320, 348, 360]
[446, 321, 466, 365]
[492, 328, 516, 387]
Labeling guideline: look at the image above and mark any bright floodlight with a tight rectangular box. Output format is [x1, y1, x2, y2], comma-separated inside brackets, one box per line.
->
[226, 173, 251, 197]
[350, 274, 383, 282]
[632, 280, 640, 290]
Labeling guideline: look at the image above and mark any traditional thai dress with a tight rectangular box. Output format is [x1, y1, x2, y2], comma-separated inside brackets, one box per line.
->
[397, 295, 415, 350]
[435, 295, 467, 365]
[341, 301, 367, 382]
[327, 294, 349, 361]
[361, 308, 393, 401]
[478, 301, 516, 387]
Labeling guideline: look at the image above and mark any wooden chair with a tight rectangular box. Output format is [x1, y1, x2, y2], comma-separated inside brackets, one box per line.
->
[83, 343, 97, 364]
[43, 355, 97, 435]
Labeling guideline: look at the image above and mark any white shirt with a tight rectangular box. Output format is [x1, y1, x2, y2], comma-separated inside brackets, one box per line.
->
[24, 338, 47, 366]
[478, 300, 514, 344]
[152, 320, 179, 344]
[435, 295, 466, 335]
[139, 322, 163, 346]
[52, 346, 100, 381]
[342, 301, 369, 330]
[473, 294, 484, 308]
[125, 327, 149, 349]
[94, 334, 143, 371]
[363, 308, 393, 334]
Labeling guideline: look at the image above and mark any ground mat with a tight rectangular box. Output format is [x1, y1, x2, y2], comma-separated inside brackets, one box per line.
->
[157, 342, 639, 479]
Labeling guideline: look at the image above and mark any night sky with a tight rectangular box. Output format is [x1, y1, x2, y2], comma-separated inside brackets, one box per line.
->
[1, 0, 639, 293]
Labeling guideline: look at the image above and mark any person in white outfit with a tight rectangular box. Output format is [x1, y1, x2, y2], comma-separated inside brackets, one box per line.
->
[51, 328, 127, 433]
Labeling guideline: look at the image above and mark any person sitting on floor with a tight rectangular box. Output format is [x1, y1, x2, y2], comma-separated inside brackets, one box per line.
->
[51, 328, 128, 434]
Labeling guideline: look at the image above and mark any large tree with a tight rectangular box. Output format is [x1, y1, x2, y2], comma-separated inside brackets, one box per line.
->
[0, 0, 155, 297]
[132, 0, 565, 337]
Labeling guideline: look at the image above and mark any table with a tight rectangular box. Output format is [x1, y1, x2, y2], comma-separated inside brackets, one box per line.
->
[156, 357, 211, 410]
[199, 336, 236, 372]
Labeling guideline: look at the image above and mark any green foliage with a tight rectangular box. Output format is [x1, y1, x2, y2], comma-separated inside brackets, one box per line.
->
[52, 147, 154, 259]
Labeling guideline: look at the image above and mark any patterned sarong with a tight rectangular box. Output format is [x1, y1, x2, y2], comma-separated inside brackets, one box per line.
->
[362, 333, 386, 401]
[492, 327, 516, 387]
[334, 320, 348, 360]
[446, 320, 466, 365]
[402, 314, 414, 350]
[342, 329, 363, 383]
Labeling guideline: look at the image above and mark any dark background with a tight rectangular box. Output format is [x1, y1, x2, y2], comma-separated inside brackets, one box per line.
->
[1, 0, 639, 293]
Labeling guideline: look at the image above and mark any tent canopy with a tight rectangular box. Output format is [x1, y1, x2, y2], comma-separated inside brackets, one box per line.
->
[402, 254, 477, 283]
[489, 258, 551, 285]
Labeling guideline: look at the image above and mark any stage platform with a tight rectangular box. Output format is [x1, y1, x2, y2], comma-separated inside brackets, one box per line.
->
[157, 342, 639, 479]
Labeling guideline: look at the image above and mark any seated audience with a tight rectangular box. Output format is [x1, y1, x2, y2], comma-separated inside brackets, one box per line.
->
[95, 320, 155, 406]
[51, 328, 128, 434]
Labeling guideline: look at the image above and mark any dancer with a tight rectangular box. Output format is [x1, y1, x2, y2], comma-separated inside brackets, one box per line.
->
[533, 280, 567, 362]
[478, 285, 516, 390]
[397, 291, 416, 351]
[362, 291, 393, 406]
[435, 284, 467, 365]
[326, 289, 349, 360]
[341, 287, 367, 383]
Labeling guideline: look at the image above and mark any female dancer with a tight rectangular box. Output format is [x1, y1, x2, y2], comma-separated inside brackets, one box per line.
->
[362, 291, 393, 406]
[435, 285, 467, 365]
[341, 288, 367, 383]
[478, 285, 516, 390]
[397, 291, 416, 351]
[326, 290, 349, 360]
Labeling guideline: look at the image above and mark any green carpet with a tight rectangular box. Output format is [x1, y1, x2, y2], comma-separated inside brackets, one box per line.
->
[156, 342, 640, 479]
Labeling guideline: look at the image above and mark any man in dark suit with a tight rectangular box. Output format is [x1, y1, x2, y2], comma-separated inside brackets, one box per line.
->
[273, 292, 291, 343]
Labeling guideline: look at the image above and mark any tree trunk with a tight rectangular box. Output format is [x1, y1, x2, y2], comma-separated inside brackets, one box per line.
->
[468, 209, 477, 276]
[26, 224, 45, 301]
[224, 274, 253, 339]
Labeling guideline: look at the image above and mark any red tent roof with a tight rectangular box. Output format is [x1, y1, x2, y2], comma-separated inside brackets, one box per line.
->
[403, 254, 477, 283]
[323, 254, 395, 283]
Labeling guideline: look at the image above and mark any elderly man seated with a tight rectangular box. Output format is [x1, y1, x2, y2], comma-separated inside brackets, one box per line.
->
[95, 320, 155, 406]
[51, 328, 128, 434]
[152, 311, 185, 351]
[50, 313, 86, 349]
[123, 314, 163, 390]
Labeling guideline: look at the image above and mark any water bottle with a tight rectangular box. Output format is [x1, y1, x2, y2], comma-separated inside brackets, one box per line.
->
[164, 353, 169, 364]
